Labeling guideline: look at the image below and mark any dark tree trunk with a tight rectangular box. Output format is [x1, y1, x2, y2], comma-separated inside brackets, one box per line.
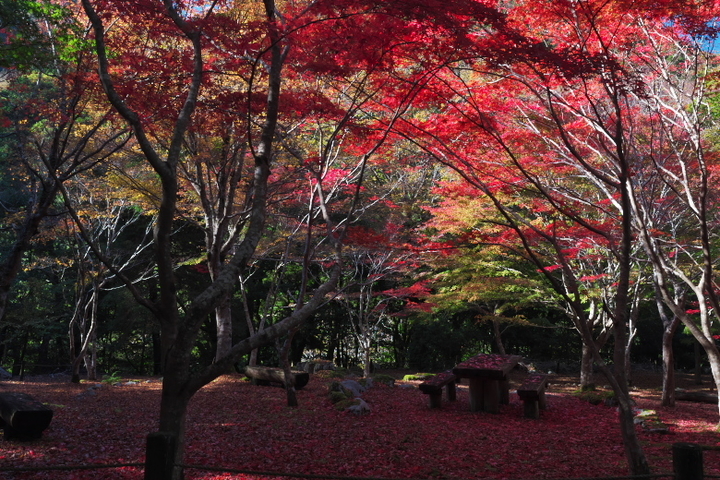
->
[694, 341, 703, 385]
[492, 319, 506, 355]
[278, 333, 299, 407]
[152, 331, 163, 376]
[580, 342, 594, 389]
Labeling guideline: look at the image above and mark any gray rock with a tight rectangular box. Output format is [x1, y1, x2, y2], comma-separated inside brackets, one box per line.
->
[340, 379, 366, 397]
[346, 398, 371, 415]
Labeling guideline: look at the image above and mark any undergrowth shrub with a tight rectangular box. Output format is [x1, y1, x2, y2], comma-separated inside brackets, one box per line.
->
[403, 373, 435, 381]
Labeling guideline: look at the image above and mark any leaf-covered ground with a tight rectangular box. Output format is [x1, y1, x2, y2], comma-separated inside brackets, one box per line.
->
[0, 370, 717, 480]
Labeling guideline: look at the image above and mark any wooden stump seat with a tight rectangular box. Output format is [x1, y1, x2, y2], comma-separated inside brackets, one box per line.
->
[0, 392, 53, 440]
[419, 370, 458, 408]
[244, 366, 310, 390]
[517, 373, 549, 419]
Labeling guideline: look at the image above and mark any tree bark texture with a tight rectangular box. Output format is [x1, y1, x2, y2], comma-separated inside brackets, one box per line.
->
[661, 317, 680, 407]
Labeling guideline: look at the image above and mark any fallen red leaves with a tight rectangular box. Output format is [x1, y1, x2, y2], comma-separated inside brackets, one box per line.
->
[0, 374, 717, 480]
[455, 354, 512, 370]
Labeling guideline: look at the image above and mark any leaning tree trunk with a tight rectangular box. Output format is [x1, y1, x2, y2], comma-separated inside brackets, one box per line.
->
[705, 347, 720, 423]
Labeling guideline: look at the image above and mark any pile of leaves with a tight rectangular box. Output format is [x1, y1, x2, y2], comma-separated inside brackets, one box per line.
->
[0, 372, 717, 480]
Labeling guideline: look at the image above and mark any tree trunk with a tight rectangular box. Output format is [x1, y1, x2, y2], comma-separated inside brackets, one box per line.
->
[214, 293, 233, 364]
[248, 348, 258, 367]
[617, 399, 650, 474]
[661, 316, 680, 407]
[86, 326, 98, 381]
[580, 342, 594, 389]
[624, 317, 638, 387]
[16, 330, 29, 380]
[694, 341, 703, 385]
[277, 334, 298, 407]
[152, 331, 163, 375]
[675, 390, 718, 403]
[363, 339, 371, 378]
[614, 378, 651, 474]
[151, 338, 195, 480]
[155, 389, 191, 480]
[706, 348, 720, 422]
[492, 319, 506, 355]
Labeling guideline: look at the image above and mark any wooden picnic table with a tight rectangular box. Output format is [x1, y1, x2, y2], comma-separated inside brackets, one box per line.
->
[453, 354, 522, 413]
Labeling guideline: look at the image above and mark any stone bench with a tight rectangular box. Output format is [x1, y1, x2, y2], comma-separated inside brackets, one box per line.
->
[517, 373, 548, 419]
[0, 392, 53, 440]
[419, 370, 458, 408]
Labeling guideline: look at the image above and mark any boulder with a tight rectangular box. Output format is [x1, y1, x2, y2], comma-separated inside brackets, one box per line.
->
[340, 380, 366, 397]
[346, 398, 371, 416]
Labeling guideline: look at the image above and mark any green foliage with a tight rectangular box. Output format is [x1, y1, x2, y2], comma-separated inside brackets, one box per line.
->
[328, 380, 352, 398]
[402, 373, 435, 381]
[101, 371, 122, 384]
[371, 374, 396, 386]
[406, 314, 491, 370]
[328, 391, 348, 404]
[316, 369, 347, 379]
[333, 398, 361, 411]
[0, 0, 83, 72]
[572, 387, 615, 405]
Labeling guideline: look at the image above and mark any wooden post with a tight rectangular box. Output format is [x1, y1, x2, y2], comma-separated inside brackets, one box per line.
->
[673, 442, 703, 480]
[483, 378, 500, 413]
[446, 381, 457, 402]
[523, 398, 540, 419]
[428, 391, 442, 409]
[145, 431, 177, 480]
[538, 389, 547, 410]
[469, 378, 484, 412]
[499, 378, 510, 405]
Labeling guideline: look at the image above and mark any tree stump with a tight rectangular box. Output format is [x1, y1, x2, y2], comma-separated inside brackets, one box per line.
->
[0, 392, 53, 440]
[244, 366, 310, 390]
[675, 390, 718, 404]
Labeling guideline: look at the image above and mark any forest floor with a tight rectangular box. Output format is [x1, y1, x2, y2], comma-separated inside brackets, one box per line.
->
[0, 367, 717, 480]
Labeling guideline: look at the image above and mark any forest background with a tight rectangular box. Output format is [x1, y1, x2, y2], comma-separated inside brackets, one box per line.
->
[2, 0, 720, 478]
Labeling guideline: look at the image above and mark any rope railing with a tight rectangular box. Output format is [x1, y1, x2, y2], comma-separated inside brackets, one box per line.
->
[0, 462, 715, 480]
[0, 463, 679, 480]
[180, 465, 677, 480]
[0, 461, 144, 472]
[0, 442, 713, 480]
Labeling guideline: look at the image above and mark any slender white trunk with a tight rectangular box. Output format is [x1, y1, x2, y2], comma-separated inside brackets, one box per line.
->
[214, 293, 233, 363]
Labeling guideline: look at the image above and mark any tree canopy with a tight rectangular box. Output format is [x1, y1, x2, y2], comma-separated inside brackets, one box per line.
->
[2, 0, 720, 477]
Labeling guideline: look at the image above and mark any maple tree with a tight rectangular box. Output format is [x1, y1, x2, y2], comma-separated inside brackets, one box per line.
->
[72, 0, 575, 474]
[61, 165, 156, 382]
[421, 183, 577, 358]
[336, 235, 412, 378]
[0, 0, 130, 339]
[385, 0, 720, 475]
[74, 0, 436, 473]
[75, 0, 342, 473]
[7, 1, 720, 478]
